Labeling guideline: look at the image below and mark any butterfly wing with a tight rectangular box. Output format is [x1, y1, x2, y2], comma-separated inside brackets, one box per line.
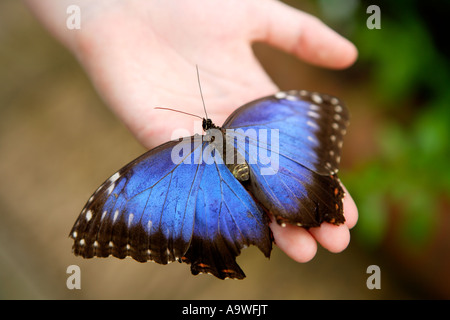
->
[223, 90, 349, 227]
[184, 143, 271, 279]
[70, 135, 271, 279]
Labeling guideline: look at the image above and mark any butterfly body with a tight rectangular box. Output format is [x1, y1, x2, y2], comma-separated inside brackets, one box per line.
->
[70, 90, 349, 279]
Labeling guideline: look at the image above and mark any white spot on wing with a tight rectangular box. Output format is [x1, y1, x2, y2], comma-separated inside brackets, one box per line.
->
[127, 213, 134, 227]
[107, 183, 115, 195]
[147, 220, 153, 233]
[275, 91, 287, 99]
[109, 172, 120, 183]
[307, 110, 320, 119]
[85, 210, 92, 222]
[307, 120, 319, 129]
[113, 210, 119, 223]
[309, 104, 320, 111]
[311, 93, 323, 104]
[286, 95, 298, 101]
[299, 90, 308, 96]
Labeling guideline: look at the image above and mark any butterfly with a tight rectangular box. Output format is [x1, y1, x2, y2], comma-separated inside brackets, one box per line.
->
[69, 89, 349, 280]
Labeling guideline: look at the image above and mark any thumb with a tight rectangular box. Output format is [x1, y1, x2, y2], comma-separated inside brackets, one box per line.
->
[251, 0, 358, 69]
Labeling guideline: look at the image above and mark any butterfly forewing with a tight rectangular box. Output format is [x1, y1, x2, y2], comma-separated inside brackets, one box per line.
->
[224, 90, 349, 175]
[70, 138, 201, 263]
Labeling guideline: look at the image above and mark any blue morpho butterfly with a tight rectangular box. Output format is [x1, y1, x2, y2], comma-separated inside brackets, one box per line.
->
[70, 89, 349, 279]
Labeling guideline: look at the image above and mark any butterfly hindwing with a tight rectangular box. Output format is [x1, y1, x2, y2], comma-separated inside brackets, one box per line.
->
[183, 145, 271, 279]
[223, 90, 348, 227]
[245, 157, 345, 227]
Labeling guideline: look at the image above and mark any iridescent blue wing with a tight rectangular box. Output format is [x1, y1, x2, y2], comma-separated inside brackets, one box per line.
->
[70, 136, 271, 279]
[183, 144, 271, 279]
[223, 90, 349, 227]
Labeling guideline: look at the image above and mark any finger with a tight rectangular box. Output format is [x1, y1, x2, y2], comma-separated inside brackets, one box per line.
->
[308, 185, 357, 252]
[309, 222, 350, 253]
[342, 184, 358, 229]
[252, 0, 358, 69]
[270, 219, 317, 263]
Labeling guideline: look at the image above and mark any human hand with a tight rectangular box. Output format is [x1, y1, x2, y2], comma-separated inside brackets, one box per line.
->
[26, 0, 358, 264]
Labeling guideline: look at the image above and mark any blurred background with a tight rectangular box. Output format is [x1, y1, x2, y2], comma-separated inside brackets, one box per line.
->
[1, 0, 449, 299]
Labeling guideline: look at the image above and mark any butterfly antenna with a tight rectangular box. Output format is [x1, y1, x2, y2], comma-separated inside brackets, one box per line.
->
[154, 107, 203, 119]
[196, 65, 209, 120]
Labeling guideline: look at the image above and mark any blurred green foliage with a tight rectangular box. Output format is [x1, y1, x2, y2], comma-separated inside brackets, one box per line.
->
[338, 0, 450, 249]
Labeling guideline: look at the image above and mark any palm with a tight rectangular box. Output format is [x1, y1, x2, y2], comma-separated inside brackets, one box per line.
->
[75, 0, 281, 147]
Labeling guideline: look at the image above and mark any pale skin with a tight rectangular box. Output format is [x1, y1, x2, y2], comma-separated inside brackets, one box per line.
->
[26, 0, 358, 263]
